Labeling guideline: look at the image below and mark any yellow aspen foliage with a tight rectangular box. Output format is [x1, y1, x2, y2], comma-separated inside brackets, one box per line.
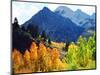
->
[67, 43, 78, 65]
[68, 44, 78, 52]
[12, 49, 22, 72]
[12, 49, 22, 65]
[51, 48, 65, 70]
[12, 42, 66, 73]
[29, 42, 38, 71]
[24, 50, 30, 65]
[51, 48, 60, 60]
[38, 43, 47, 58]
[12, 49, 19, 60]
[47, 47, 51, 53]
[30, 42, 38, 61]
[38, 43, 50, 71]
[48, 60, 52, 69]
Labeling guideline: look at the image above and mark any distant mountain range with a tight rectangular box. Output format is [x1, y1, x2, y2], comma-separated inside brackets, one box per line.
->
[55, 6, 96, 29]
[22, 6, 96, 42]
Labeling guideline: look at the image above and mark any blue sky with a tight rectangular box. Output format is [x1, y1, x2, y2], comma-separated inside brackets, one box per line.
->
[12, 1, 95, 25]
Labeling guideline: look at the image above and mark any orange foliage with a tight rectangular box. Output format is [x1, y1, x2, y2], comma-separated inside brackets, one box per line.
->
[12, 42, 65, 73]
[24, 50, 30, 65]
[51, 48, 65, 70]
[38, 43, 47, 57]
[51, 48, 60, 60]
[12, 49, 22, 65]
[30, 42, 38, 61]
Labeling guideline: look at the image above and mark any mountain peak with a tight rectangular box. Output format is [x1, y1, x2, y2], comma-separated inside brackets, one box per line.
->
[56, 6, 70, 9]
[42, 7, 51, 12]
[74, 9, 89, 19]
[75, 9, 89, 16]
[55, 6, 74, 13]
[23, 7, 84, 42]
[75, 9, 82, 12]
